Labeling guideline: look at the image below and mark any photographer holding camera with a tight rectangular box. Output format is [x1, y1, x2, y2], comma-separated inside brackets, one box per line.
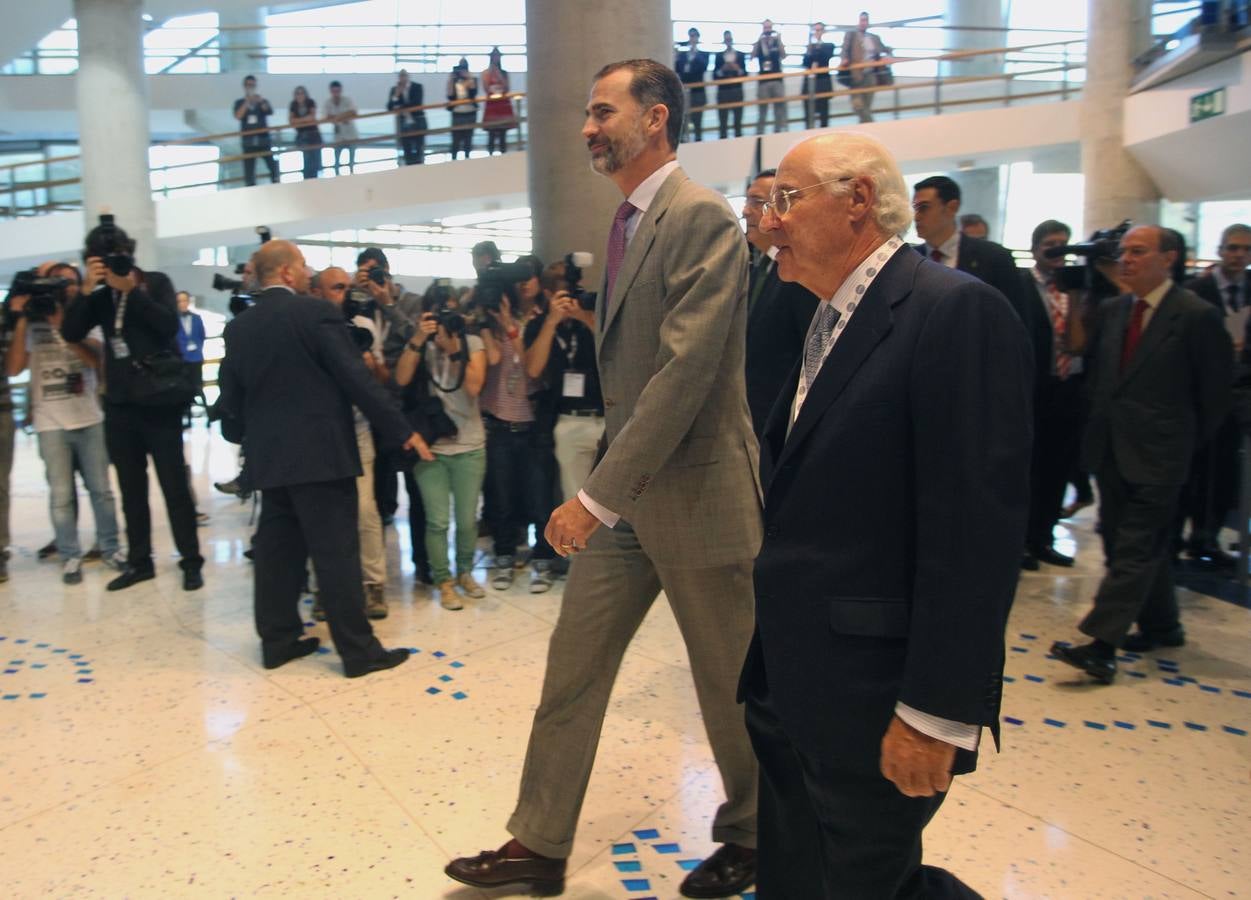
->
[312, 266, 392, 619]
[6, 265, 122, 585]
[479, 255, 558, 593]
[523, 257, 604, 506]
[395, 285, 487, 610]
[60, 215, 204, 592]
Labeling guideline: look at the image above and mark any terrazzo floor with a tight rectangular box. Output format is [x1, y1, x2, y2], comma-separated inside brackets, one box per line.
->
[0, 426, 1248, 899]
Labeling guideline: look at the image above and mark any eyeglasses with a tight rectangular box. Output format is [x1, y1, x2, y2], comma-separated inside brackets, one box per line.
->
[762, 176, 852, 217]
[741, 197, 766, 214]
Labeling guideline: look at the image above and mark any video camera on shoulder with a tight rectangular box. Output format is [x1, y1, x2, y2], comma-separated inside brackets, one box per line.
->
[563, 251, 599, 312]
[475, 260, 533, 314]
[84, 213, 135, 279]
[1044, 220, 1132, 295]
[6, 270, 69, 323]
[211, 225, 271, 314]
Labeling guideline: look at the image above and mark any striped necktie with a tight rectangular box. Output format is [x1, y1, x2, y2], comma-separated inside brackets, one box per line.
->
[802, 303, 840, 389]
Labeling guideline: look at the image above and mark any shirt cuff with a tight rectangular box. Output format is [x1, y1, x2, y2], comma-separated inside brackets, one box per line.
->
[578, 489, 620, 529]
[894, 702, 981, 752]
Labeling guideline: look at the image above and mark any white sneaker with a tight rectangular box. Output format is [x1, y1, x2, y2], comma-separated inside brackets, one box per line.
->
[62, 557, 84, 585]
[103, 551, 127, 571]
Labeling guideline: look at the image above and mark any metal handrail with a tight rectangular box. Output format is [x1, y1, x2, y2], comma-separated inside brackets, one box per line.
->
[0, 39, 1086, 214]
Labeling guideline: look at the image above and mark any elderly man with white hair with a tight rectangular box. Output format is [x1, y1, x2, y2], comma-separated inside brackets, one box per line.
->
[737, 133, 1033, 898]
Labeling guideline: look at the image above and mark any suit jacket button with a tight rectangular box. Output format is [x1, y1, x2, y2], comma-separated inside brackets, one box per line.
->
[765, 525, 779, 538]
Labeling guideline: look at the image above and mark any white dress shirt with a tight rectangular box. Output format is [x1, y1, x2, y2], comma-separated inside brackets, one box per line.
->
[578, 159, 682, 530]
[921, 230, 961, 269]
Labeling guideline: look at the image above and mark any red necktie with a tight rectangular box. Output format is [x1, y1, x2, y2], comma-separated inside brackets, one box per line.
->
[930, 248, 944, 263]
[1047, 282, 1071, 379]
[1120, 298, 1149, 373]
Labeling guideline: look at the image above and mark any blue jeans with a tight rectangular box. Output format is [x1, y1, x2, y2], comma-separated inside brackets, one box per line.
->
[38, 423, 120, 559]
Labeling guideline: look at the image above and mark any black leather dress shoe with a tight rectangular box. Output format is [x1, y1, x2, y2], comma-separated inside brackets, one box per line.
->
[106, 566, 155, 592]
[445, 845, 566, 895]
[679, 843, 757, 899]
[1122, 628, 1185, 653]
[1020, 552, 1040, 571]
[343, 647, 410, 679]
[182, 568, 204, 591]
[262, 637, 320, 670]
[1034, 546, 1074, 567]
[1050, 641, 1116, 684]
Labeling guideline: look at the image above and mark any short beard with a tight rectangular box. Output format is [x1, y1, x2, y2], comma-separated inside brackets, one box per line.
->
[590, 120, 647, 176]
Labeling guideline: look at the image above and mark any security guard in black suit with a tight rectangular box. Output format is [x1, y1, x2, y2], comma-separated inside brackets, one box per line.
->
[219, 240, 430, 677]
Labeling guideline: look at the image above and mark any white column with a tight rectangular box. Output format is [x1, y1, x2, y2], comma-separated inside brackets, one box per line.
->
[1080, 0, 1158, 233]
[524, 0, 673, 276]
[73, 0, 156, 268]
[943, 0, 1008, 78]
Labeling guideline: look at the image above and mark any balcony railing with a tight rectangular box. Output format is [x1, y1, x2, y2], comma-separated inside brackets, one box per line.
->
[0, 39, 1086, 219]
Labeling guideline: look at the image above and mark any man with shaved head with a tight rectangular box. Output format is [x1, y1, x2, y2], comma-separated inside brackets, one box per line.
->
[741, 132, 1032, 897]
[220, 240, 430, 677]
[1052, 226, 1232, 682]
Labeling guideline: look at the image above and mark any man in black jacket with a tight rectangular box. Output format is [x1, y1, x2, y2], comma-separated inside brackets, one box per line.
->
[744, 132, 1032, 898]
[219, 240, 429, 677]
[1052, 226, 1233, 681]
[61, 220, 204, 592]
[912, 175, 1025, 316]
[742, 168, 820, 436]
[675, 27, 710, 141]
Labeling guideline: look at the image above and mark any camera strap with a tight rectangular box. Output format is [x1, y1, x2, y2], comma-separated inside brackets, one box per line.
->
[110, 290, 132, 359]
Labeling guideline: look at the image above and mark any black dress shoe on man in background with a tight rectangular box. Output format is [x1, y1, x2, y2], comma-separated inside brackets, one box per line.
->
[106, 565, 156, 592]
[183, 568, 204, 591]
[1050, 640, 1117, 684]
[262, 637, 321, 670]
[1020, 552, 1040, 571]
[342, 647, 410, 679]
[1122, 627, 1186, 653]
[1033, 545, 1074, 567]
[445, 840, 566, 895]
[679, 842, 757, 898]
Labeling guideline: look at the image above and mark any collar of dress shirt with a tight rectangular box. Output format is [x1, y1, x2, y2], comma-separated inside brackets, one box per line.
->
[625, 159, 680, 218]
[1135, 277, 1172, 310]
[927, 229, 961, 264]
[826, 235, 906, 317]
[1214, 267, 1246, 293]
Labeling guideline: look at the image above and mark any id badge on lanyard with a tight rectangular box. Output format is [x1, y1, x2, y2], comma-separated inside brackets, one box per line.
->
[111, 291, 131, 359]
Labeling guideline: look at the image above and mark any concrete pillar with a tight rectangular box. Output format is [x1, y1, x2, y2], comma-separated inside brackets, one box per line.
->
[943, 0, 1008, 78]
[219, 6, 265, 74]
[524, 0, 672, 278]
[1080, 0, 1159, 233]
[74, 0, 157, 268]
[955, 167, 1002, 241]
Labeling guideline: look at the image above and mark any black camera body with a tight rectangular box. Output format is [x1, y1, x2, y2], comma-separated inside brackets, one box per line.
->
[366, 266, 389, 287]
[1045, 220, 1132, 295]
[84, 214, 135, 278]
[563, 252, 599, 312]
[343, 289, 377, 322]
[8, 270, 68, 323]
[212, 272, 253, 316]
[421, 283, 466, 339]
[475, 260, 532, 314]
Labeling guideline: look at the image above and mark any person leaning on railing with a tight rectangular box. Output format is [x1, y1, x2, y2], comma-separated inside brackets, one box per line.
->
[233, 74, 279, 186]
[752, 18, 788, 133]
[481, 47, 515, 155]
[714, 30, 748, 139]
[447, 58, 479, 161]
[388, 69, 426, 166]
[289, 86, 322, 181]
[325, 80, 360, 175]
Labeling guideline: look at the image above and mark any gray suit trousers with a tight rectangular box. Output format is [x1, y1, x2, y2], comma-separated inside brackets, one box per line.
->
[507, 523, 758, 858]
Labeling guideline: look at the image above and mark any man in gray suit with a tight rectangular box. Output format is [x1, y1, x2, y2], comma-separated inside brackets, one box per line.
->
[1052, 226, 1232, 683]
[446, 59, 760, 899]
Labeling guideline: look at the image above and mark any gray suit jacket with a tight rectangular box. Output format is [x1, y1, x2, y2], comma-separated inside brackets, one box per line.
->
[585, 166, 762, 568]
[1081, 283, 1232, 485]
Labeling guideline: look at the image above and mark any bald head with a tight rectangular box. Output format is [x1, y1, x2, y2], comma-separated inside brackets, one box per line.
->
[254, 240, 309, 293]
[317, 266, 350, 305]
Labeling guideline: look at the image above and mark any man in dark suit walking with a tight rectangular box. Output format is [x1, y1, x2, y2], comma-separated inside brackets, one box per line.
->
[219, 240, 428, 678]
[743, 132, 1032, 898]
[743, 167, 820, 436]
[1052, 226, 1232, 681]
[912, 175, 1025, 316]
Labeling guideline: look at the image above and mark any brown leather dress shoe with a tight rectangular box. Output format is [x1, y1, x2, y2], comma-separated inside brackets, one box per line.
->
[679, 843, 757, 898]
[445, 844, 566, 895]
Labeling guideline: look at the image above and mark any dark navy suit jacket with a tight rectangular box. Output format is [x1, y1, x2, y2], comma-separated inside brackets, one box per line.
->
[739, 247, 1033, 775]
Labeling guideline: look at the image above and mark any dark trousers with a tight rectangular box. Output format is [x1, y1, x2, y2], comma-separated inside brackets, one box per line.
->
[717, 89, 744, 138]
[373, 432, 400, 520]
[401, 466, 431, 578]
[484, 419, 555, 561]
[806, 74, 832, 127]
[1025, 376, 1084, 552]
[1080, 462, 1184, 645]
[450, 112, 476, 158]
[254, 478, 383, 665]
[1178, 415, 1239, 548]
[242, 145, 280, 186]
[399, 127, 424, 165]
[300, 146, 321, 180]
[486, 126, 509, 154]
[746, 685, 979, 900]
[104, 403, 202, 572]
[686, 88, 706, 141]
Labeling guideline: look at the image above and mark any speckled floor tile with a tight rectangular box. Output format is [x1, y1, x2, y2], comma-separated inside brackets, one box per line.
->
[0, 430, 1247, 897]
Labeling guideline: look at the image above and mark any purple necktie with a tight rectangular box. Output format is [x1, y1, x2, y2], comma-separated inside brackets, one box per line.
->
[604, 200, 637, 309]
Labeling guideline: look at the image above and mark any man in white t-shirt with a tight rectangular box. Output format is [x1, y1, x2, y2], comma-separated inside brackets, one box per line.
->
[325, 80, 360, 176]
[6, 278, 122, 585]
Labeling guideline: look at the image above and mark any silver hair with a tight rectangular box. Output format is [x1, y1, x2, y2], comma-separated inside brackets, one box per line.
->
[805, 132, 912, 236]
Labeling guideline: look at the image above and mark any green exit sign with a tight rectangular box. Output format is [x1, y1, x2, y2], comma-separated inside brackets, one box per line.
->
[1190, 87, 1226, 123]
